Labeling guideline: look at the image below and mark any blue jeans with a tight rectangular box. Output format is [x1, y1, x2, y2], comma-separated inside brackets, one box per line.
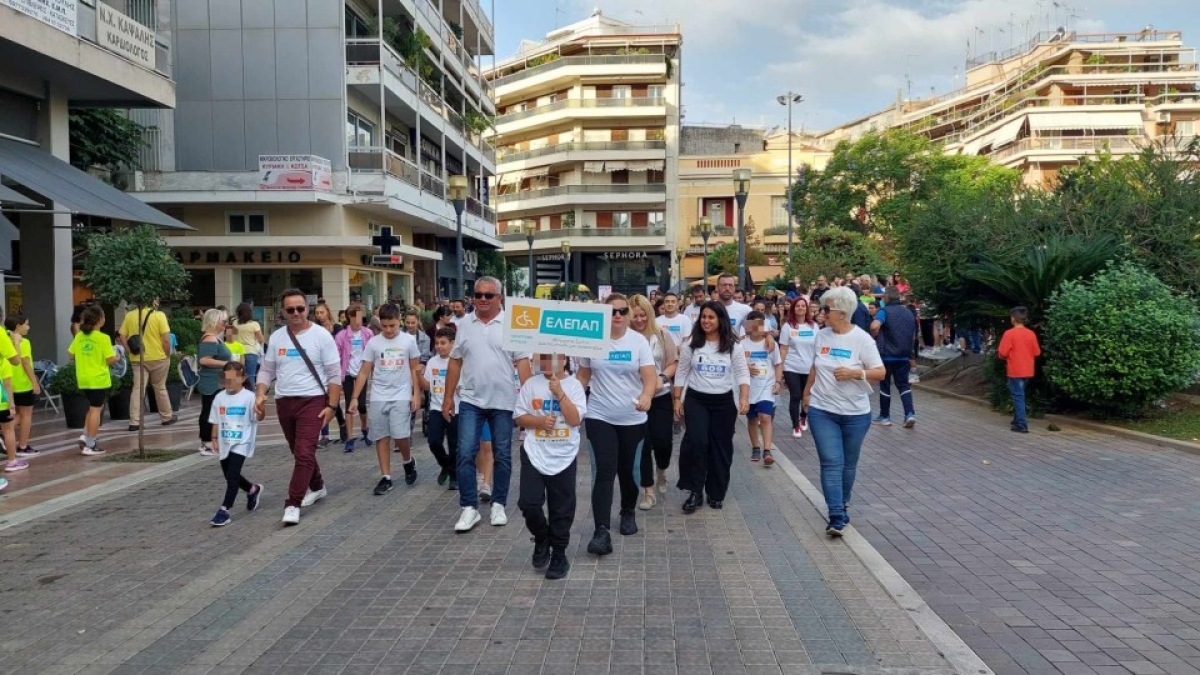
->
[808, 407, 872, 521]
[456, 402, 514, 508]
[1008, 377, 1028, 429]
[878, 359, 914, 419]
[243, 354, 259, 384]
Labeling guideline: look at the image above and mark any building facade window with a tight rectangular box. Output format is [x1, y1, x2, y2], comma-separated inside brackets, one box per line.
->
[347, 111, 375, 147]
[227, 213, 267, 235]
[648, 85, 665, 100]
[612, 85, 631, 99]
[613, 212, 631, 228]
[345, 7, 371, 38]
[772, 196, 790, 228]
[648, 211, 665, 229]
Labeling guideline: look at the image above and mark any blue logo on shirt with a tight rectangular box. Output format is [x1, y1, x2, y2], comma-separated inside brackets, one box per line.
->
[748, 351, 768, 359]
[697, 363, 727, 373]
[608, 350, 632, 362]
[539, 399, 562, 412]
[799, 330, 815, 338]
[225, 406, 247, 416]
[829, 348, 852, 360]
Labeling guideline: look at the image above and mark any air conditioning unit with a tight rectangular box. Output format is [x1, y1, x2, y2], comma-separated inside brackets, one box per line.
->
[1156, 112, 1171, 124]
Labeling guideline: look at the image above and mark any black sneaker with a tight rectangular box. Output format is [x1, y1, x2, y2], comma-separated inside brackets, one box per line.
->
[247, 484, 263, 511]
[338, 424, 349, 442]
[403, 460, 418, 485]
[374, 477, 394, 496]
[447, 477, 458, 491]
[619, 510, 638, 536]
[707, 498, 724, 510]
[682, 491, 703, 513]
[586, 526, 613, 555]
[438, 468, 449, 486]
[161, 418, 177, 427]
[531, 537, 551, 569]
[545, 550, 570, 580]
[127, 425, 140, 432]
[317, 437, 332, 448]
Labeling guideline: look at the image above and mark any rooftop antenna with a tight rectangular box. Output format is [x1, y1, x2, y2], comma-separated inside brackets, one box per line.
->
[555, 0, 564, 27]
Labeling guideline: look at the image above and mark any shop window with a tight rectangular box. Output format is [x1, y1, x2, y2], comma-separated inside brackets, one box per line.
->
[227, 213, 267, 234]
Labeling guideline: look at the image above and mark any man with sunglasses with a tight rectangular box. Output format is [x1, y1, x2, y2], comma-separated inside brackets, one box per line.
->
[717, 274, 752, 335]
[442, 277, 533, 532]
[256, 289, 343, 526]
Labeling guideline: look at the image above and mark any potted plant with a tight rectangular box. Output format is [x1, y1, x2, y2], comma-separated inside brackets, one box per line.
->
[107, 362, 134, 421]
[48, 363, 89, 429]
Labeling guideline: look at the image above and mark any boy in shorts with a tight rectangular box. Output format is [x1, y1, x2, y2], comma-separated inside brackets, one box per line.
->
[351, 303, 422, 495]
[743, 311, 782, 466]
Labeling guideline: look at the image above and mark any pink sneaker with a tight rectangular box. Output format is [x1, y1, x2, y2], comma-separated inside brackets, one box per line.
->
[5, 458, 30, 472]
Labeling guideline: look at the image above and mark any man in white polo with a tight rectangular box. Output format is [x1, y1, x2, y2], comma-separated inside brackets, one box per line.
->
[657, 292, 693, 347]
[717, 273, 752, 333]
[442, 276, 532, 532]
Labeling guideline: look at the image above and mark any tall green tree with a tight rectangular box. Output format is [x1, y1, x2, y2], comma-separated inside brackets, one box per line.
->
[69, 109, 146, 171]
[706, 242, 766, 277]
[475, 248, 523, 297]
[785, 227, 890, 285]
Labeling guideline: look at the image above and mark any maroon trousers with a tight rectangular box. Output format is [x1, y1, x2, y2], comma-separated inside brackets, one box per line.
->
[277, 395, 325, 508]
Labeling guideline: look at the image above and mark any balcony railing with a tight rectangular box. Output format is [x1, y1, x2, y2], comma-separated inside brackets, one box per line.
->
[422, 171, 446, 198]
[495, 184, 666, 204]
[461, 0, 494, 39]
[498, 97, 667, 124]
[492, 54, 666, 88]
[500, 225, 667, 241]
[346, 38, 420, 92]
[466, 197, 497, 223]
[498, 140, 666, 163]
[349, 146, 421, 187]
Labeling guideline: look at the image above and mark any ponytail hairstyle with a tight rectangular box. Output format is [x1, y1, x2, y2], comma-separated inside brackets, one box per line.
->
[80, 306, 105, 334]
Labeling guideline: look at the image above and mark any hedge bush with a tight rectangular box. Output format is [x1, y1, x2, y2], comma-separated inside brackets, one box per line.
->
[1044, 262, 1200, 417]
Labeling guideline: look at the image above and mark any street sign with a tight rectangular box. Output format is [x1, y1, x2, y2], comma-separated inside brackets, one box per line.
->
[503, 297, 612, 359]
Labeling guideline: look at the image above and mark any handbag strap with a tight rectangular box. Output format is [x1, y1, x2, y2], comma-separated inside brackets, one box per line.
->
[286, 327, 327, 395]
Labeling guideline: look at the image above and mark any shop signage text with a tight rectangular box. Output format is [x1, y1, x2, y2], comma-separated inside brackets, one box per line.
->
[601, 251, 650, 260]
[2, 0, 76, 36]
[175, 250, 302, 265]
[258, 155, 333, 191]
[96, 2, 154, 68]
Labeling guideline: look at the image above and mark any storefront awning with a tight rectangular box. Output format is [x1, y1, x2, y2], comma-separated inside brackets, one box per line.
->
[0, 138, 190, 229]
[1029, 111, 1143, 132]
[0, 183, 39, 206]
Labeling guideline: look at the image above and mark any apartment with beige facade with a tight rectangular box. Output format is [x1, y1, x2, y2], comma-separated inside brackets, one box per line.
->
[486, 11, 681, 296]
[819, 28, 1200, 186]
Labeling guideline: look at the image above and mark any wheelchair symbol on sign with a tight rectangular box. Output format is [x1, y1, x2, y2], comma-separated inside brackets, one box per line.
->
[514, 309, 537, 328]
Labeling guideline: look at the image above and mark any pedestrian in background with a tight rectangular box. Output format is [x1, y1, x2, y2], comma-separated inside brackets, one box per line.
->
[997, 306, 1040, 434]
[118, 298, 175, 431]
[208, 362, 264, 527]
[780, 297, 817, 438]
[233, 303, 264, 383]
[871, 287, 919, 428]
[197, 309, 233, 457]
[6, 315, 41, 457]
[628, 293, 677, 507]
[70, 306, 120, 456]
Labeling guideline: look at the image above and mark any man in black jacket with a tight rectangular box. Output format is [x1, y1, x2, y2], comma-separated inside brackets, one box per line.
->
[870, 287, 918, 428]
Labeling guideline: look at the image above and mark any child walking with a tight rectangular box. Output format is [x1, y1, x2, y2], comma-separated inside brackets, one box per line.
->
[6, 315, 41, 457]
[997, 306, 1041, 434]
[743, 311, 783, 466]
[69, 306, 119, 456]
[514, 353, 587, 580]
[421, 326, 459, 491]
[209, 362, 264, 526]
[0, 347, 25, 477]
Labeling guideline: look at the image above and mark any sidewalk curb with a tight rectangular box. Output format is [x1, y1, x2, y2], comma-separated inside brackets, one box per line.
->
[770, 448, 995, 675]
[912, 383, 1200, 456]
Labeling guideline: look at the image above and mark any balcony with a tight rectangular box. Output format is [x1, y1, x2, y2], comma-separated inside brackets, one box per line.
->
[492, 54, 667, 90]
[500, 225, 667, 242]
[349, 146, 421, 187]
[495, 97, 668, 135]
[498, 140, 666, 164]
[466, 196, 497, 223]
[496, 183, 666, 204]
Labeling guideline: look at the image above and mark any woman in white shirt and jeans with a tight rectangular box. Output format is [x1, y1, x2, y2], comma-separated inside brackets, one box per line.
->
[673, 301, 750, 513]
[802, 287, 886, 537]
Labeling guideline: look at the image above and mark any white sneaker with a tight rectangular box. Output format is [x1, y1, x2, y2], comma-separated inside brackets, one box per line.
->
[490, 502, 508, 526]
[199, 444, 218, 457]
[300, 487, 327, 507]
[81, 445, 105, 456]
[792, 426, 803, 439]
[281, 506, 300, 525]
[455, 506, 481, 532]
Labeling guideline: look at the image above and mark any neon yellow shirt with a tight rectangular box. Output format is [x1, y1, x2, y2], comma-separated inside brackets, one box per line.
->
[8, 333, 32, 393]
[0, 359, 11, 411]
[227, 340, 245, 361]
[70, 330, 115, 390]
[0, 329, 16, 365]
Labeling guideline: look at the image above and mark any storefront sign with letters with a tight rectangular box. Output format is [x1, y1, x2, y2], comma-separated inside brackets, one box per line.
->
[175, 250, 302, 265]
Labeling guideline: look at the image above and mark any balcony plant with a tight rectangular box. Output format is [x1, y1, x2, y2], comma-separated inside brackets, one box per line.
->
[528, 53, 559, 68]
[464, 109, 494, 135]
[562, 211, 576, 229]
[448, 21, 463, 40]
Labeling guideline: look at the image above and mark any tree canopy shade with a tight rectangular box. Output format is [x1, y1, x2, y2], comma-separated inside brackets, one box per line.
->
[81, 225, 190, 307]
[784, 227, 890, 285]
[706, 242, 766, 276]
[68, 109, 147, 171]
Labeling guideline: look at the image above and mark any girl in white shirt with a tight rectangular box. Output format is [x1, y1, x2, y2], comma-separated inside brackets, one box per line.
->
[779, 297, 818, 438]
[629, 294, 678, 509]
[673, 301, 750, 513]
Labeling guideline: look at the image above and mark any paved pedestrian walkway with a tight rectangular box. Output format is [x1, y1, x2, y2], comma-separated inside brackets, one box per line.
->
[1, 420, 957, 674]
[773, 390, 1200, 675]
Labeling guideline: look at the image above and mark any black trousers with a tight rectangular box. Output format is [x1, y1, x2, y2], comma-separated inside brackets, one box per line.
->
[585, 418, 644, 529]
[783, 371, 809, 429]
[678, 390, 737, 501]
[199, 392, 216, 444]
[220, 453, 254, 509]
[427, 412, 458, 478]
[518, 450, 577, 551]
[640, 393, 674, 484]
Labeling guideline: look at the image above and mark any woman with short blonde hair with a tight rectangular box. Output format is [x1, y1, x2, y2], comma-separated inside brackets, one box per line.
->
[197, 308, 233, 456]
[629, 294, 678, 507]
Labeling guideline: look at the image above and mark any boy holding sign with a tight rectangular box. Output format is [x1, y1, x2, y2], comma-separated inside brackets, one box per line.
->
[514, 353, 587, 580]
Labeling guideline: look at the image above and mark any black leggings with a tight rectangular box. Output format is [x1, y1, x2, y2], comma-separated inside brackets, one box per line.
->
[678, 390, 737, 501]
[519, 450, 577, 551]
[199, 392, 216, 444]
[586, 418, 644, 529]
[783, 371, 809, 429]
[220, 453, 254, 509]
[427, 412, 458, 478]
[640, 394, 674, 484]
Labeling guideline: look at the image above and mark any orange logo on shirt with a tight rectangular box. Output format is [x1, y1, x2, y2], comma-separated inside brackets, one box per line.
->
[278, 348, 288, 356]
[820, 347, 831, 355]
[218, 406, 226, 415]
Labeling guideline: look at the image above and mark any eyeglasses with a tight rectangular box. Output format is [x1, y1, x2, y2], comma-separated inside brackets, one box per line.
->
[283, 306, 307, 315]
[819, 306, 836, 314]
[474, 292, 498, 300]
[611, 307, 630, 316]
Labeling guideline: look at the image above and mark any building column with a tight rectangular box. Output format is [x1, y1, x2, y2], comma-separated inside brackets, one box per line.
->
[321, 266, 350, 311]
[213, 268, 241, 310]
[24, 87, 73, 363]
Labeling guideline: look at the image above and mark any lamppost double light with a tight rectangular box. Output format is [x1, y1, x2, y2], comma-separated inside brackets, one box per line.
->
[523, 221, 535, 298]
[698, 215, 712, 293]
[448, 175, 469, 300]
[732, 168, 752, 291]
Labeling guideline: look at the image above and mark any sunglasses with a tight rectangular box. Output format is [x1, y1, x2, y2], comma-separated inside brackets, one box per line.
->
[283, 306, 307, 315]
[611, 307, 630, 316]
[474, 292, 498, 300]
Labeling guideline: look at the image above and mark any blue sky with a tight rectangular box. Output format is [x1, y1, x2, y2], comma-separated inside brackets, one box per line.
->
[490, 0, 1200, 132]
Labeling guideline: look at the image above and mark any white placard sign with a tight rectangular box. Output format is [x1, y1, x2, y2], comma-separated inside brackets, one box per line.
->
[258, 155, 334, 191]
[2, 0, 77, 35]
[96, 2, 155, 68]
[503, 297, 612, 359]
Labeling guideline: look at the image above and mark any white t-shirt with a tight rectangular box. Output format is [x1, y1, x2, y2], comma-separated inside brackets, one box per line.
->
[208, 388, 259, 459]
[724, 301, 752, 335]
[424, 354, 459, 414]
[514, 374, 588, 476]
[648, 332, 673, 398]
[779, 322, 818, 374]
[675, 340, 751, 395]
[657, 313, 692, 347]
[362, 332, 421, 402]
[578, 330, 655, 426]
[344, 328, 369, 377]
[259, 324, 341, 398]
[450, 311, 531, 411]
[684, 302, 704, 322]
[809, 326, 884, 416]
[743, 337, 781, 404]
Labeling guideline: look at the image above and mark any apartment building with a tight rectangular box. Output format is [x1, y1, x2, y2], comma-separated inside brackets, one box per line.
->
[486, 11, 681, 297]
[678, 125, 829, 287]
[819, 28, 1200, 186]
[0, 0, 186, 360]
[131, 0, 497, 317]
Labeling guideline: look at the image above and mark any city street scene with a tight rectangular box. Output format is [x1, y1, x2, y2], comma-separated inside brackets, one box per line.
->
[3, 1, 1200, 674]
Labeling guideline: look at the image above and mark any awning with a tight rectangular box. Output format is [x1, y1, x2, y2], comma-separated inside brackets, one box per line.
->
[990, 117, 1026, 148]
[0, 138, 190, 229]
[497, 172, 521, 186]
[962, 138, 984, 156]
[0, 183, 40, 206]
[605, 160, 628, 172]
[583, 161, 606, 173]
[523, 166, 550, 179]
[1028, 111, 1143, 132]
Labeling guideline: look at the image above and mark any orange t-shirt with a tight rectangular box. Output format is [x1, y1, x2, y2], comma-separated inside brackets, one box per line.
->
[998, 325, 1040, 378]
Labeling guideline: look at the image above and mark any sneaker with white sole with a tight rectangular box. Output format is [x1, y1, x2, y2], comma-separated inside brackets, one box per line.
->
[281, 506, 300, 525]
[491, 502, 508, 526]
[0, 476, 8, 492]
[300, 487, 327, 507]
[655, 468, 667, 494]
[4, 458, 29, 472]
[903, 414, 916, 429]
[199, 444, 218, 457]
[800, 418, 809, 432]
[872, 415, 892, 426]
[81, 445, 105, 456]
[455, 506, 481, 532]
[479, 481, 493, 503]
[792, 426, 803, 438]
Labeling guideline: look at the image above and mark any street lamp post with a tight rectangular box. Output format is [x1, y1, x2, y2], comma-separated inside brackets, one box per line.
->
[698, 215, 712, 293]
[448, 175, 469, 300]
[777, 92, 803, 260]
[561, 240, 571, 299]
[732, 168, 752, 291]
[525, 223, 535, 298]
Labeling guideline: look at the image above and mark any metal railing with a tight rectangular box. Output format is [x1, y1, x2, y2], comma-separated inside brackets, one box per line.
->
[345, 38, 419, 93]
[498, 97, 667, 124]
[422, 171, 446, 198]
[349, 146, 422, 187]
[462, 0, 493, 39]
[500, 225, 667, 241]
[495, 184, 666, 204]
[466, 197, 497, 223]
[498, 140, 666, 162]
[492, 54, 666, 88]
